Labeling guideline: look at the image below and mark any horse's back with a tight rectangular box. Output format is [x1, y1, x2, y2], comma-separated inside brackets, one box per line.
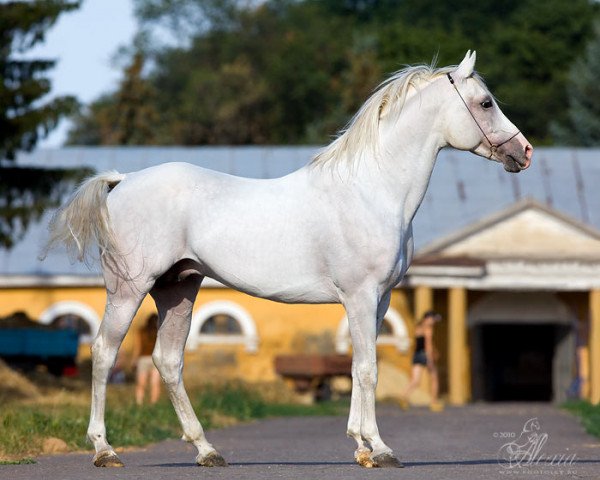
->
[116, 161, 251, 190]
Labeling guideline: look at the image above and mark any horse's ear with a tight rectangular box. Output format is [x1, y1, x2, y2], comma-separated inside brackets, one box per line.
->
[454, 50, 476, 81]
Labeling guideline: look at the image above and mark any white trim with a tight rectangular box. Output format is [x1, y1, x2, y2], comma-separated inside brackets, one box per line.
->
[39, 301, 101, 344]
[188, 301, 258, 353]
[335, 307, 410, 354]
[407, 265, 485, 277]
[407, 259, 600, 290]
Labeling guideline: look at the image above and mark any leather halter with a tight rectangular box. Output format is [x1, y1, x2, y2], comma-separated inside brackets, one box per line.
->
[446, 73, 520, 159]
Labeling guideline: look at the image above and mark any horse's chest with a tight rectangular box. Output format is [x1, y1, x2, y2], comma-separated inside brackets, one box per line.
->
[385, 228, 414, 285]
[361, 230, 412, 288]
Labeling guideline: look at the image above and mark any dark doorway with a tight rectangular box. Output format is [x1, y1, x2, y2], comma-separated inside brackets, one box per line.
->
[480, 324, 555, 401]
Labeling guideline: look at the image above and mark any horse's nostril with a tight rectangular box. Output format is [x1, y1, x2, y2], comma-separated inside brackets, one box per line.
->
[525, 144, 533, 161]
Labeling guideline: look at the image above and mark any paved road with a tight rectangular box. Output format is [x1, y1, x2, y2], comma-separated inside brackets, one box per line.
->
[3, 404, 599, 480]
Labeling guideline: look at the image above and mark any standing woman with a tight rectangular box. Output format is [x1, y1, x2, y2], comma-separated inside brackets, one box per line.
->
[399, 310, 444, 411]
[132, 314, 161, 405]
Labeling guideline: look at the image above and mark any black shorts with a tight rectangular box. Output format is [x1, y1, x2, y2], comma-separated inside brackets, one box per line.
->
[412, 350, 428, 366]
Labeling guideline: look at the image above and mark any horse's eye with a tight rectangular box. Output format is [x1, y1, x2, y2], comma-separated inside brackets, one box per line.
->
[481, 99, 493, 109]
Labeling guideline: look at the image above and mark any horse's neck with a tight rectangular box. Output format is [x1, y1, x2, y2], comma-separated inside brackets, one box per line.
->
[356, 98, 445, 227]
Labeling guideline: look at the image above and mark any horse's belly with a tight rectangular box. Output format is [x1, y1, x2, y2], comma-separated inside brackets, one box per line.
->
[206, 267, 338, 304]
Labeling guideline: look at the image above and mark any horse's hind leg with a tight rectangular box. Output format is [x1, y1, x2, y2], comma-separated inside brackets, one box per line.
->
[88, 287, 147, 467]
[150, 275, 227, 467]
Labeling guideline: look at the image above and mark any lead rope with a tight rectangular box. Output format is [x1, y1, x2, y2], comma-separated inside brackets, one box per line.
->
[446, 73, 520, 159]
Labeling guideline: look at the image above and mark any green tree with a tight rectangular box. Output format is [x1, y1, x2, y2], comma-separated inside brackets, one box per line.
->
[73, 0, 352, 145]
[0, 0, 86, 249]
[67, 52, 159, 145]
[551, 22, 600, 146]
[0, 0, 79, 160]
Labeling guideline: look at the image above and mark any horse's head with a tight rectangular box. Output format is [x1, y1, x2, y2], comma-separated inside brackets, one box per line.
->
[440, 51, 533, 172]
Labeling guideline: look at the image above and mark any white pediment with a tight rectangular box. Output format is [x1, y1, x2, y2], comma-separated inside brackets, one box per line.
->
[418, 200, 600, 261]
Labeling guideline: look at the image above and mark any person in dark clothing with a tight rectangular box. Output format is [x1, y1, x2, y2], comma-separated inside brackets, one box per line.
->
[399, 310, 443, 411]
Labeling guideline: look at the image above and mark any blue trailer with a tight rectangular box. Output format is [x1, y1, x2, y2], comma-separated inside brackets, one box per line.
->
[0, 328, 79, 375]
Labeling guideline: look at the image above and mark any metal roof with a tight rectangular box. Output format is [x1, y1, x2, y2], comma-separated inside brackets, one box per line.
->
[2, 146, 599, 277]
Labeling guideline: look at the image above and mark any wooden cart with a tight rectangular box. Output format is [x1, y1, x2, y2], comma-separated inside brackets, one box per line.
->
[274, 354, 352, 401]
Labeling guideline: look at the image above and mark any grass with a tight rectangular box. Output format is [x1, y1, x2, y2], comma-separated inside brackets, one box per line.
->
[0, 458, 36, 465]
[563, 400, 600, 438]
[264, 400, 347, 417]
[0, 382, 346, 462]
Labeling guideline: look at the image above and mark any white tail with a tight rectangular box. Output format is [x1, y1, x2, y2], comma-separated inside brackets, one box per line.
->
[41, 171, 126, 264]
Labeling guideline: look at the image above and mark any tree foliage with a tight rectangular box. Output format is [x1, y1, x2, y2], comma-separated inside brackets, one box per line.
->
[0, 165, 91, 249]
[0, 0, 79, 160]
[551, 22, 600, 146]
[68, 0, 600, 147]
[68, 53, 159, 145]
[0, 0, 86, 249]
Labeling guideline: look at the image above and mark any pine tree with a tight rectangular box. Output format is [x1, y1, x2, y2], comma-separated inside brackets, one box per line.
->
[0, 1, 87, 249]
[552, 22, 600, 146]
[0, 1, 80, 160]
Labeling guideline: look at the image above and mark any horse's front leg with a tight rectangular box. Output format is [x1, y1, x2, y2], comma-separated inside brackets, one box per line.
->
[345, 290, 403, 468]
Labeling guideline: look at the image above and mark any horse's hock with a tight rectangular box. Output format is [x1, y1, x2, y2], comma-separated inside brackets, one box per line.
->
[274, 354, 352, 402]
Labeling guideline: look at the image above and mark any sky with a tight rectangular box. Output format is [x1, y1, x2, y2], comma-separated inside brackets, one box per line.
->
[27, 0, 137, 147]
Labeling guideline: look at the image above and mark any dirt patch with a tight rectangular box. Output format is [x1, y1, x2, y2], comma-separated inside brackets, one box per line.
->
[208, 412, 239, 428]
[42, 437, 69, 455]
[0, 359, 40, 403]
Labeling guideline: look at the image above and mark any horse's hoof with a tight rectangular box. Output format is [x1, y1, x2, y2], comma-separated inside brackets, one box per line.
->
[355, 450, 376, 468]
[372, 452, 404, 468]
[197, 451, 228, 467]
[93, 450, 124, 468]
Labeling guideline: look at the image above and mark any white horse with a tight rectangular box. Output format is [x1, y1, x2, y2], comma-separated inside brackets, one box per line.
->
[45, 51, 532, 469]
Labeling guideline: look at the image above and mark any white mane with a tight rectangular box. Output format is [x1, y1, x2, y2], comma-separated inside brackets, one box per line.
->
[311, 64, 458, 166]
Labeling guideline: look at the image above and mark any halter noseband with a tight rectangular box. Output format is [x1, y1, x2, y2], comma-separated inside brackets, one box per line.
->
[446, 73, 520, 159]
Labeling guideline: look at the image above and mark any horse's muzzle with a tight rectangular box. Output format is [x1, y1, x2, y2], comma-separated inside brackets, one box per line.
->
[502, 140, 533, 173]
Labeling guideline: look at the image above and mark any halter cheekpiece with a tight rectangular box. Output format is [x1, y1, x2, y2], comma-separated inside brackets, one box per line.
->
[446, 72, 520, 159]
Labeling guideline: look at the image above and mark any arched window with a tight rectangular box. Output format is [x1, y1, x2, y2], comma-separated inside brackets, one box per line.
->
[188, 301, 258, 353]
[335, 307, 410, 354]
[39, 301, 101, 345]
[379, 319, 394, 336]
[49, 313, 92, 338]
[200, 314, 242, 334]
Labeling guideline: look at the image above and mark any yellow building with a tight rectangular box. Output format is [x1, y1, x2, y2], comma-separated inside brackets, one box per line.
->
[1, 147, 599, 405]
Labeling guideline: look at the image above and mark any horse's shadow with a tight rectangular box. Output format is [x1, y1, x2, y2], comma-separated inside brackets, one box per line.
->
[149, 461, 353, 468]
[149, 457, 600, 468]
[148, 458, 497, 468]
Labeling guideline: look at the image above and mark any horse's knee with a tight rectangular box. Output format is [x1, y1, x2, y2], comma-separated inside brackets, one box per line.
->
[353, 361, 378, 390]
